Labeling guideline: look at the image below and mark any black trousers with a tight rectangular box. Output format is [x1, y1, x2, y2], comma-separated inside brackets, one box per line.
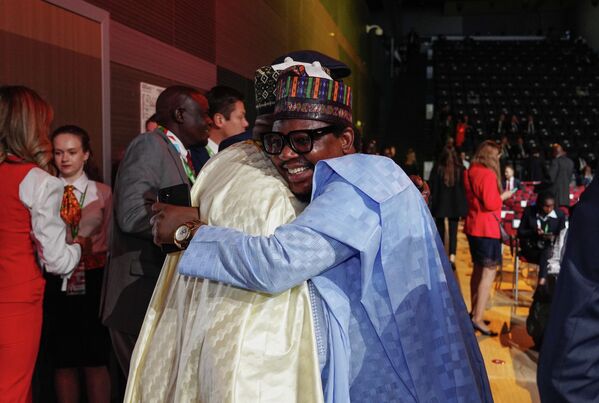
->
[435, 217, 460, 255]
[520, 245, 553, 280]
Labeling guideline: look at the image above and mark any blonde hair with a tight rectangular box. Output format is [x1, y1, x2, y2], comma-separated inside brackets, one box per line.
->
[471, 140, 502, 192]
[0, 86, 55, 174]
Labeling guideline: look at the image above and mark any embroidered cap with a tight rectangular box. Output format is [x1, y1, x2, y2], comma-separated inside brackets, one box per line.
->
[273, 64, 352, 127]
[254, 51, 351, 116]
[271, 50, 351, 80]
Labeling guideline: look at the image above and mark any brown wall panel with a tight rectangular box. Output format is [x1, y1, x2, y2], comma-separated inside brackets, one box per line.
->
[215, 0, 288, 79]
[174, 0, 215, 61]
[1, 0, 101, 58]
[110, 62, 183, 160]
[1, 30, 103, 178]
[110, 21, 216, 91]
[87, 0, 216, 62]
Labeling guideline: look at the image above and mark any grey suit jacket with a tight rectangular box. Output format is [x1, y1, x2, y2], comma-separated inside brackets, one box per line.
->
[549, 155, 574, 207]
[101, 128, 190, 335]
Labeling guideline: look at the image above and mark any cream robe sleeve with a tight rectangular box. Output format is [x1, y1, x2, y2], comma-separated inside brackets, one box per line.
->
[125, 141, 323, 403]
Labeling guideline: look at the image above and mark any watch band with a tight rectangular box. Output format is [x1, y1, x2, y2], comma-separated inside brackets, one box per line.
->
[174, 219, 204, 250]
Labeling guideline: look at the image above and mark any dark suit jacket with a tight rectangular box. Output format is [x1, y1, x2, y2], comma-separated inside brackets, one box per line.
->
[189, 144, 211, 173]
[538, 178, 599, 402]
[219, 130, 252, 152]
[527, 155, 545, 182]
[428, 165, 468, 218]
[549, 155, 575, 207]
[517, 205, 565, 249]
[504, 177, 521, 192]
[101, 129, 190, 335]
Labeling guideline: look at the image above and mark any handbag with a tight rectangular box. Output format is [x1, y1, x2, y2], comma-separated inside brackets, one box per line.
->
[494, 214, 511, 243]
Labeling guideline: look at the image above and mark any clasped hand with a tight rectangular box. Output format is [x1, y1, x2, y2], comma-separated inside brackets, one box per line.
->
[150, 203, 200, 246]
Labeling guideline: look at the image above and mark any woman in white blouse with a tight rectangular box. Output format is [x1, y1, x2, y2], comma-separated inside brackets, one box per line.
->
[0, 86, 80, 403]
[44, 125, 112, 403]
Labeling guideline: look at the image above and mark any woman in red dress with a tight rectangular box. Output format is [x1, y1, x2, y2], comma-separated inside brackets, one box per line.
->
[0, 86, 81, 402]
[464, 140, 512, 336]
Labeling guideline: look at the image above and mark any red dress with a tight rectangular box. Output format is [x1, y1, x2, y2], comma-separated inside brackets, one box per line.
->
[0, 159, 45, 403]
[463, 163, 503, 239]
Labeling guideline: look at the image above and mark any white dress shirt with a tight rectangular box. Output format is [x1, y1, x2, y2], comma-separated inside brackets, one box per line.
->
[206, 138, 219, 157]
[59, 173, 111, 255]
[19, 167, 81, 276]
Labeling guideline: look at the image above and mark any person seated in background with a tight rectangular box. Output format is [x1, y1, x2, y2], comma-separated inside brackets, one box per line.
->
[526, 114, 535, 137]
[440, 113, 454, 146]
[496, 113, 507, 137]
[517, 191, 566, 286]
[504, 164, 521, 192]
[364, 139, 379, 154]
[455, 115, 469, 149]
[401, 147, 420, 176]
[498, 135, 512, 168]
[382, 145, 399, 164]
[509, 114, 520, 137]
[526, 221, 569, 351]
[512, 136, 528, 161]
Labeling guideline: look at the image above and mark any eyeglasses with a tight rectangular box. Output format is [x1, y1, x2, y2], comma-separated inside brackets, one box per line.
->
[260, 125, 342, 155]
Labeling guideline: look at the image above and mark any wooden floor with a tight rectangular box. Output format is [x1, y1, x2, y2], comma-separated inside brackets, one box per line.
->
[453, 224, 540, 403]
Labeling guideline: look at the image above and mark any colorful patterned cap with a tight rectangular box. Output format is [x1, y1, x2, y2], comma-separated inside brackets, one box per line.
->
[273, 65, 352, 127]
[254, 66, 280, 116]
[254, 52, 350, 116]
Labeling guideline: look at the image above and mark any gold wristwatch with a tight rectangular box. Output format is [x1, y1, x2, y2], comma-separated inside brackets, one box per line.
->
[173, 220, 203, 250]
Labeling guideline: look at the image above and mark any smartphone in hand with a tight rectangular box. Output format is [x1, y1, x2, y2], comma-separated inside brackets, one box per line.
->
[157, 183, 191, 253]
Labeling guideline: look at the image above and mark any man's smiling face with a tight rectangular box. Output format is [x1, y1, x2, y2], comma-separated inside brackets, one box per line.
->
[269, 119, 351, 201]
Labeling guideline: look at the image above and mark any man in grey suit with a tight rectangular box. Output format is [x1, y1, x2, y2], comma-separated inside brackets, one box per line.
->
[101, 85, 210, 376]
[549, 143, 575, 208]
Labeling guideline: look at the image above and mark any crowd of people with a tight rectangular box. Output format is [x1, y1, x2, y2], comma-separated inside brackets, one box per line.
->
[1, 47, 597, 403]
[369, 109, 592, 343]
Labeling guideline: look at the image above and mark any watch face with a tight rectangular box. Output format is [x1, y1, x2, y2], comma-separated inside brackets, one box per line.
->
[175, 225, 190, 242]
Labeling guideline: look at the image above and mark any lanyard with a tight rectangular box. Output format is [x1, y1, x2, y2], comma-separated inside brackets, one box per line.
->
[157, 125, 196, 184]
[206, 145, 215, 158]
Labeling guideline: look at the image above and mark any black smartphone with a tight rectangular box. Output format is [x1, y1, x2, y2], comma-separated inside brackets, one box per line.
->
[157, 183, 191, 253]
[158, 183, 191, 207]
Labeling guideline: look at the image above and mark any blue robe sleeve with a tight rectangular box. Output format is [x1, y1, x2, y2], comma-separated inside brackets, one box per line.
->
[178, 179, 380, 293]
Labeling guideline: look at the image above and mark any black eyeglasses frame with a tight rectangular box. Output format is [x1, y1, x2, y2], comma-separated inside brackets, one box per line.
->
[260, 125, 344, 155]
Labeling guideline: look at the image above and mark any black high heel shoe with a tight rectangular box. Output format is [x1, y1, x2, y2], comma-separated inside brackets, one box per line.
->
[468, 313, 491, 326]
[472, 322, 498, 337]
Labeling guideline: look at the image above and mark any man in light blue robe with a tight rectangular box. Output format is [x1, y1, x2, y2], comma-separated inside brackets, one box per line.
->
[154, 64, 492, 402]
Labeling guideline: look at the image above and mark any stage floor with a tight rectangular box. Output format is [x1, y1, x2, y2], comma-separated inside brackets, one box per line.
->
[454, 223, 540, 403]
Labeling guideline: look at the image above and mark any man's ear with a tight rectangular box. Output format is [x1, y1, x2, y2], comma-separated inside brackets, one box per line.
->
[173, 107, 185, 123]
[340, 127, 355, 154]
[213, 113, 225, 129]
